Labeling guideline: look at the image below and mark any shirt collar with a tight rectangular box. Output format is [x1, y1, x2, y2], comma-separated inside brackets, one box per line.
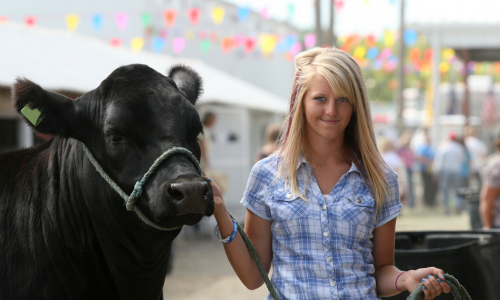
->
[297, 153, 361, 174]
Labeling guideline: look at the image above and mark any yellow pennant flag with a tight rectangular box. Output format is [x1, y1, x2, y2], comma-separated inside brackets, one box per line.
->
[131, 37, 144, 52]
[211, 7, 225, 25]
[384, 30, 396, 48]
[442, 48, 455, 61]
[439, 61, 450, 73]
[353, 46, 366, 59]
[185, 29, 195, 40]
[65, 14, 80, 32]
[260, 34, 277, 55]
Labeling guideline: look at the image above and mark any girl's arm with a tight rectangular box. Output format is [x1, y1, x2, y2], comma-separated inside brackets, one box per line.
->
[210, 180, 273, 290]
[373, 218, 451, 299]
[480, 184, 500, 228]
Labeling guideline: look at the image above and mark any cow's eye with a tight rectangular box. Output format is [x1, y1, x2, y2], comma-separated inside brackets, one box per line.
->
[107, 133, 123, 145]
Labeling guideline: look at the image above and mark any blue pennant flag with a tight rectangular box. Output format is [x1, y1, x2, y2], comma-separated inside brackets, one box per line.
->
[152, 37, 166, 53]
[237, 6, 251, 22]
[91, 13, 103, 32]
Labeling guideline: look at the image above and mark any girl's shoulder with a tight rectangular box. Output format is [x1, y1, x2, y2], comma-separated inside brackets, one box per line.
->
[254, 153, 279, 169]
[250, 154, 280, 184]
[381, 164, 399, 185]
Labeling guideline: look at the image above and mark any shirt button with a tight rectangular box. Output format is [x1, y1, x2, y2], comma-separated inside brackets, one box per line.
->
[356, 198, 361, 203]
[326, 257, 333, 263]
[286, 193, 292, 199]
[322, 205, 327, 211]
[323, 231, 329, 237]
[330, 281, 336, 287]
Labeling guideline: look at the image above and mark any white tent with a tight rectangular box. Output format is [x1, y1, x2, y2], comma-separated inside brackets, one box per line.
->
[0, 23, 288, 114]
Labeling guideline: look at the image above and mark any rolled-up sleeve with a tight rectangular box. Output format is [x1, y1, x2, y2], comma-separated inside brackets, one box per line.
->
[375, 169, 403, 227]
[240, 160, 273, 221]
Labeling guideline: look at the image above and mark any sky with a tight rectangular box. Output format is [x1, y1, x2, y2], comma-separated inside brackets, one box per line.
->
[225, 0, 401, 36]
[225, 0, 500, 37]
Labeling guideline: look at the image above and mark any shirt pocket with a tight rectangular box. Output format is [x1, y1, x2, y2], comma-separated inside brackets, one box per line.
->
[341, 192, 376, 227]
[270, 188, 310, 221]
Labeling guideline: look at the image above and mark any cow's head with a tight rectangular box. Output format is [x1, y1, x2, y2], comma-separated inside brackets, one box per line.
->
[12, 64, 214, 230]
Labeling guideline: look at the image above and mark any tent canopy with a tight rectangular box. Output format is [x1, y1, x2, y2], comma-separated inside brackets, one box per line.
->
[0, 23, 288, 114]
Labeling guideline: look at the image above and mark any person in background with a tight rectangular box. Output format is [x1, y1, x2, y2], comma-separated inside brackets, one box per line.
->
[415, 132, 437, 207]
[433, 132, 466, 215]
[465, 126, 488, 188]
[480, 133, 500, 229]
[254, 123, 281, 163]
[398, 131, 415, 208]
[380, 137, 407, 205]
[456, 136, 471, 214]
[208, 47, 449, 299]
[199, 112, 217, 169]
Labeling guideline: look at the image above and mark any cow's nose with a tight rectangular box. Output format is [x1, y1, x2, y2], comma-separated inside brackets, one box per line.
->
[166, 181, 211, 215]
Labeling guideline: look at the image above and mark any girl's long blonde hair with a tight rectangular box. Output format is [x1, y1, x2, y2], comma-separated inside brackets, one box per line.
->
[277, 47, 388, 212]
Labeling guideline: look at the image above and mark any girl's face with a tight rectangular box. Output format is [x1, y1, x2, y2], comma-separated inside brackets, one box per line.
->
[303, 73, 353, 143]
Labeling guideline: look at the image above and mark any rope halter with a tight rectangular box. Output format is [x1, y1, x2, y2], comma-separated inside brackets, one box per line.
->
[82, 142, 202, 231]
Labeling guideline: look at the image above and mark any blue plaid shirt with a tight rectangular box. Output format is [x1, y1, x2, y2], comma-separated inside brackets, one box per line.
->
[241, 155, 402, 300]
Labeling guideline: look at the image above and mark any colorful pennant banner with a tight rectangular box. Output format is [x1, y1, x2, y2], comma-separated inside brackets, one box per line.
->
[4, 6, 500, 80]
[65, 14, 80, 31]
[115, 12, 128, 30]
[211, 7, 224, 25]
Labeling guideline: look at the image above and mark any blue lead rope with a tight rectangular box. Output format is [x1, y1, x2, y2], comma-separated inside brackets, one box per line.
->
[82, 143, 201, 231]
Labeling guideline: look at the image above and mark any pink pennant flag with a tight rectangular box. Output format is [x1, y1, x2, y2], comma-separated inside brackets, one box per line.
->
[187, 8, 200, 26]
[335, 0, 345, 11]
[109, 38, 122, 48]
[173, 37, 186, 54]
[261, 6, 270, 19]
[243, 36, 257, 53]
[24, 16, 37, 27]
[115, 13, 128, 30]
[304, 33, 316, 48]
[290, 42, 303, 56]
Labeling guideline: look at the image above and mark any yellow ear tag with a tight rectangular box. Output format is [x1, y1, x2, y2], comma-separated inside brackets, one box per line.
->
[21, 102, 45, 126]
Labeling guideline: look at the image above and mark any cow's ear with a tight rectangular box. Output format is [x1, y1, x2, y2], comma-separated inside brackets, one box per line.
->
[12, 78, 83, 139]
[167, 64, 203, 105]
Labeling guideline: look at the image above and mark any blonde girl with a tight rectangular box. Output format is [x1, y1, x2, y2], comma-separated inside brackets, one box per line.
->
[208, 47, 450, 300]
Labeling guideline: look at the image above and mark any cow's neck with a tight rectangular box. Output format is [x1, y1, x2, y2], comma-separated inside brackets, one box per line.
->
[74, 138, 181, 300]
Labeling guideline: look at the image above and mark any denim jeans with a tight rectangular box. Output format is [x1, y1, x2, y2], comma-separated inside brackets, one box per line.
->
[439, 172, 462, 215]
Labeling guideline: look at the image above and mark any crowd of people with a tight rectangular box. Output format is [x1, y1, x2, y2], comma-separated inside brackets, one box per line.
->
[377, 126, 498, 222]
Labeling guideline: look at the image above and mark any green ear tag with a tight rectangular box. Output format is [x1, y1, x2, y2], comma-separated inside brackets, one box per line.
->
[21, 102, 45, 126]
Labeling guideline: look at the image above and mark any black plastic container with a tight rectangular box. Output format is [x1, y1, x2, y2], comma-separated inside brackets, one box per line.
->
[382, 230, 500, 300]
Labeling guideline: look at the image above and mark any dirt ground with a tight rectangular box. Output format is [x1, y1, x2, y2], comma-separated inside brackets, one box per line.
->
[162, 206, 471, 300]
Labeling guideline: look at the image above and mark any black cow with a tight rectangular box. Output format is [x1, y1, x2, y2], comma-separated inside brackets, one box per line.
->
[0, 64, 214, 300]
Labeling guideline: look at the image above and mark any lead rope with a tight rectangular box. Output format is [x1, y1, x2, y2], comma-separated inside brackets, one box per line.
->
[81, 142, 280, 298]
[226, 211, 280, 300]
[83, 142, 469, 300]
[406, 274, 471, 300]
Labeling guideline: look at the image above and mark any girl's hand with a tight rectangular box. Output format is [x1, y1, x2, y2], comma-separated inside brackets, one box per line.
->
[403, 268, 451, 299]
[203, 171, 226, 219]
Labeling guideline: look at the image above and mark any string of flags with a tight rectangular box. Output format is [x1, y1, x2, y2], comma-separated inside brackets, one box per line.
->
[1, 5, 500, 77]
